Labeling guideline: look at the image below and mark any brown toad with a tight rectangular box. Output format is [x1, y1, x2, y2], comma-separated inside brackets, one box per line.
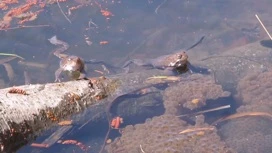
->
[49, 36, 87, 82]
[122, 36, 207, 75]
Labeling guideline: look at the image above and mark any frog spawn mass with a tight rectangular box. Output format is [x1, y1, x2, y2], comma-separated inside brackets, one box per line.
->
[104, 74, 233, 153]
[106, 114, 235, 153]
[163, 74, 231, 114]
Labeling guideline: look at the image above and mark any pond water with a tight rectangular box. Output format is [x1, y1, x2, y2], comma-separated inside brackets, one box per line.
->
[1, 0, 272, 152]
[0, 0, 269, 86]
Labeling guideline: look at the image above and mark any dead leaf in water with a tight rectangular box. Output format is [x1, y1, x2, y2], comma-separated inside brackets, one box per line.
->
[212, 111, 272, 125]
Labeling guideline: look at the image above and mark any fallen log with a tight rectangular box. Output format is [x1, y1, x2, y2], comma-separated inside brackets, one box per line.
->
[0, 69, 169, 152]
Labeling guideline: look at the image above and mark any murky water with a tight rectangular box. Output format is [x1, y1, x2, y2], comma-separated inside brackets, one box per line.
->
[0, 0, 269, 87]
[1, 0, 272, 152]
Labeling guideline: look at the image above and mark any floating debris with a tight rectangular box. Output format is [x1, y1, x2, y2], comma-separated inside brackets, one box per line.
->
[7, 88, 28, 95]
[213, 111, 272, 125]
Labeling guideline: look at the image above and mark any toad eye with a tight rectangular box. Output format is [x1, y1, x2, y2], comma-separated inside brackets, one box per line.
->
[177, 54, 182, 59]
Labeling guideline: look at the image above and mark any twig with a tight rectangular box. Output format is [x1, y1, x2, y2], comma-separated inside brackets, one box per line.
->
[179, 127, 215, 134]
[255, 14, 272, 40]
[88, 18, 98, 29]
[176, 105, 231, 118]
[0, 25, 50, 31]
[155, 0, 168, 14]
[98, 119, 111, 153]
[212, 111, 272, 125]
[57, 0, 71, 24]
[140, 144, 146, 153]
[30, 143, 49, 148]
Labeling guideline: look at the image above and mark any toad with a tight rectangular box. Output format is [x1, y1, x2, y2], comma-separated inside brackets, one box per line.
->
[122, 36, 208, 75]
[49, 36, 116, 82]
[49, 36, 87, 82]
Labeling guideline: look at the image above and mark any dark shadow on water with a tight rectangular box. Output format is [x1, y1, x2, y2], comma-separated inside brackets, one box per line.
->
[260, 39, 272, 48]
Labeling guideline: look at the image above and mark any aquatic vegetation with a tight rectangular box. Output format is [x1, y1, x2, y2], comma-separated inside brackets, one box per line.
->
[0, 1, 38, 29]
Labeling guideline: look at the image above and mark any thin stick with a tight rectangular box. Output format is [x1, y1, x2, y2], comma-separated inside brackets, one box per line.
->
[0, 25, 50, 31]
[179, 127, 215, 134]
[57, 0, 71, 24]
[155, 0, 168, 14]
[88, 18, 98, 29]
[255, 14, 272, 40]
[30, 143, 49, 148]
[140, 144, 146, 153]
[212, 111, 272, 125]
[176, 105, 231, 118]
